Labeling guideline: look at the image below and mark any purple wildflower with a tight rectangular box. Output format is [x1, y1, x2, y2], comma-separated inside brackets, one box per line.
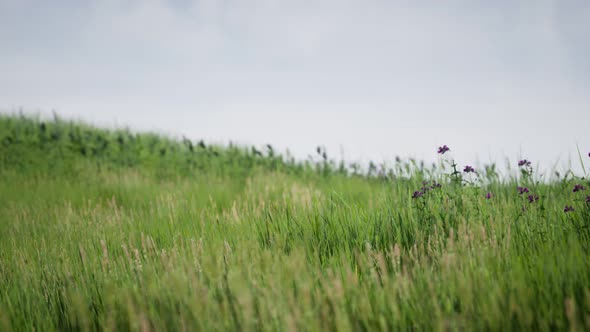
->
[437, 145, 450, 154]
[564, 205, 575, 213]
[463, 165, 475, 173]
[517, 186, 530, 195]
[573, 184, 586, 193]
[527, 194, 539, 203]
[586, 196, 590, 203]
[431, 181, 442, 189]
[485, 192, 492, 199]
[518, 159, 531, 167]
[412, 191, 423, 199]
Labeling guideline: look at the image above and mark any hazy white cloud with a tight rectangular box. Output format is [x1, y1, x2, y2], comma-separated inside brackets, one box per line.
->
[1, 0, 589, 172]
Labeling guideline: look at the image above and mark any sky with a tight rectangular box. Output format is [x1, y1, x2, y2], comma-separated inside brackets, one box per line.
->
[1, 0, 589, 177]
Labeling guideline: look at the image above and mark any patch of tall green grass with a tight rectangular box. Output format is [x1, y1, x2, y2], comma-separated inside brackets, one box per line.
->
[1, 114, 589, 331]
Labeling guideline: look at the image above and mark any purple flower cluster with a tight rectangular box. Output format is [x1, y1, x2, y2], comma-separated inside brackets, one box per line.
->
[412, 181, 442, 199]
[437, 145, 450, 155]
[527, 195, 539, 203]
[573, 184, 586, 193]
[485, 192, 493, 199]
[561, 184, 588, 213]
[517, 186, 540, 204]
[463, 165, 475, 173]
[411, 191, 423, 199]
[517, 186, 530, 195]
[518, 159, 531, 167]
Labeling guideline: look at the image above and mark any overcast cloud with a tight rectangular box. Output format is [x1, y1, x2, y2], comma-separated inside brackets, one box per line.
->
[1, 0, 589, 176]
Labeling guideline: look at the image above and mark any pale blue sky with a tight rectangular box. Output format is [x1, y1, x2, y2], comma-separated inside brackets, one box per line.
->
[1, 0, 589, 176]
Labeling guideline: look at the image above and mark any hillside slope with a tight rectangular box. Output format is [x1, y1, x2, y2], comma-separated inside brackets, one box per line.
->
[1, 114, 589, 331]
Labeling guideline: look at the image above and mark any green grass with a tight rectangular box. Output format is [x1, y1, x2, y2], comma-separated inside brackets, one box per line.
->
[1, 113, 589, 331]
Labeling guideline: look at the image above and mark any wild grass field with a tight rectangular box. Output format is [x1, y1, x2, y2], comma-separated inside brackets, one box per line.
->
[1, 114, 589, 331]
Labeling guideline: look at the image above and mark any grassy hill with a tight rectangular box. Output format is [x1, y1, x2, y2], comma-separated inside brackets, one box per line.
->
[1, 113, 589, 331]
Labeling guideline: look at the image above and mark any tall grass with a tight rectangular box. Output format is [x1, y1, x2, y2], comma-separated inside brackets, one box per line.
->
[0, 114, 589, 331]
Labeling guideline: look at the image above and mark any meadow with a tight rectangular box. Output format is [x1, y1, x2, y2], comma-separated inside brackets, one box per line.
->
[1, 113, 589, 331]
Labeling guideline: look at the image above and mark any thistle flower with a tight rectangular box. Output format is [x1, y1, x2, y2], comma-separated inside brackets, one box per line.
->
[573, 184, 586, 193]
[527, 194, 539, 203]
[564, 205, 575, 213]
[437, 145, 450, 154]
[485, 192, 492, 199]
[412, 191, 423, 199]
[463, 165, 475, 173]
[517, 186, 530, 195]
[518, 159, 531, 167]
